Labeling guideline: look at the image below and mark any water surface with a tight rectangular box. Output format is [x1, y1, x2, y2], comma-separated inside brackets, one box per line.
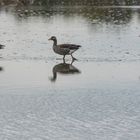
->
[0, 5, 140, 140]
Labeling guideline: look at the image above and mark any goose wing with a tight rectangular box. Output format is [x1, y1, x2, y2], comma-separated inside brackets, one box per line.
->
[58, 44, 81, 50]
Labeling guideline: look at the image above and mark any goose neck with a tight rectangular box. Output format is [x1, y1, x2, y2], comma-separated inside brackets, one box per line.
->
[53, 39, 57, 46]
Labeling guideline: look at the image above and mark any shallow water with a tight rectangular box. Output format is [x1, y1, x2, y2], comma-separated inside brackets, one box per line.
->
[0, 6, 140, 61]
[0, 5, 140, 140]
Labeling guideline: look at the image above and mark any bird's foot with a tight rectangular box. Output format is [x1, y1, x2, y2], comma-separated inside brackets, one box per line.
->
[72, 57, 77, 61]
[71, 57, 77, 64]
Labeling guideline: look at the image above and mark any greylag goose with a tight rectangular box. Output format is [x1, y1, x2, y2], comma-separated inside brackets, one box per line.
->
[48, 36, 81, 60]
[50, 62, 81, 82]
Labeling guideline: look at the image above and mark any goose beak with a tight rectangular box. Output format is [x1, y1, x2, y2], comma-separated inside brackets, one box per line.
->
[48, 38, 51, 41]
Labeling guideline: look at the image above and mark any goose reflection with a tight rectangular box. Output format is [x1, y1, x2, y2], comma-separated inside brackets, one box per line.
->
[50, 62, 81, 82]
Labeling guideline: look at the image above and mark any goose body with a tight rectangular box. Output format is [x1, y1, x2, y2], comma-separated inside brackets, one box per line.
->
[49, 36, 81, 60]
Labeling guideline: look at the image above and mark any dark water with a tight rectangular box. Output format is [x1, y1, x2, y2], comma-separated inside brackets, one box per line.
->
[0, 5, 140, 140]
[2, 0, 140, 6]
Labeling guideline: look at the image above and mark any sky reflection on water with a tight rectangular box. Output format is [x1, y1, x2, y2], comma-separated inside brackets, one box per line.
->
[0, 6, 140, 140]
[0, 6, 140, 62]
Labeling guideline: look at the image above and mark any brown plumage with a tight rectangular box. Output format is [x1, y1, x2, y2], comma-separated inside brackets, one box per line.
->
[48, 36, 81, 61]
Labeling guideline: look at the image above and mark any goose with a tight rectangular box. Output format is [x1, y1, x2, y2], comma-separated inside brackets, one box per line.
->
[48, 36, 81, 61]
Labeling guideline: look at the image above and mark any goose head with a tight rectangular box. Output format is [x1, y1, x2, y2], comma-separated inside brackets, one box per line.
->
[48, 36, 57, 42]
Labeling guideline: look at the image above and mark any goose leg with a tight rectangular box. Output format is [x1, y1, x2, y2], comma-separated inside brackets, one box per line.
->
[71, 59, 74, 65]
[71, 54, 77, 61]
[63, 55, 66, 63]
[63, 58, 66, 63]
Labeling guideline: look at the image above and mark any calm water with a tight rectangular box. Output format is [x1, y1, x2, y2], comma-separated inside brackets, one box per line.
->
[0, 5, 140, 140]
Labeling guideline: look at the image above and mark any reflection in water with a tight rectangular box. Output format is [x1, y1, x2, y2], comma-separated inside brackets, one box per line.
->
[1, 6, 140, 62]
[1, 0, 140, 6]
[50, 62, 81, 82]
[13, 6, 138, 25]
